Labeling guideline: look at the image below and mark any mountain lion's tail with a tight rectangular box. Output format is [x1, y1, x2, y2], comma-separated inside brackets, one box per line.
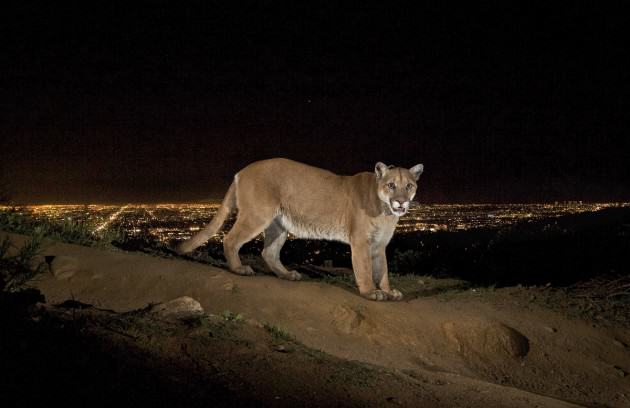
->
[176, 181, 236, 254]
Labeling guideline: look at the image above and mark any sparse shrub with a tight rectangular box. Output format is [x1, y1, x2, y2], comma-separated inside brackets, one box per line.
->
[263, 322, 294, 341]
[95, 225, 127, 247]
[222, 310, 245, 322]
[0, 210, 29, 233]
[52, 218, 95, 245]
[0, 209, 126, 248]
[567, 274, 630, 323]
[16, 225, 46, 266]
[0, 231, 47, 292]
[0, 235, 11, 259]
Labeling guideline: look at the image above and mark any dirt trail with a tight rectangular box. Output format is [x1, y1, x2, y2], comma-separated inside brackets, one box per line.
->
[5, 232, 630, 407]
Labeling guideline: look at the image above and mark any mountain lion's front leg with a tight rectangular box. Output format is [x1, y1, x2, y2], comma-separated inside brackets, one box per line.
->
[351, 239, 388, 301]
[372, 246, 403, 301]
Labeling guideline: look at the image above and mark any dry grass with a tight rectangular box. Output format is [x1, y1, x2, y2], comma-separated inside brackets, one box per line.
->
[571, 274, 630, 301]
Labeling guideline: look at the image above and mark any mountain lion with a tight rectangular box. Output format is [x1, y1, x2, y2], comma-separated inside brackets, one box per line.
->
[177, 158, 424, 301]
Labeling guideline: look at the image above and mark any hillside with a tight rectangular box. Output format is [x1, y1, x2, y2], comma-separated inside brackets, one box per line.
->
[2, 231, 629, 407]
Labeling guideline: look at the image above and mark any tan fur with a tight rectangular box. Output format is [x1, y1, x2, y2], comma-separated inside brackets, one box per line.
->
[177, 158, 423, 301]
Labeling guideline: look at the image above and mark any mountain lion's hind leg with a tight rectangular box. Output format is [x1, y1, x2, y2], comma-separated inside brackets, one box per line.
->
[262, 219, 301, 281]
[223, 212, 270, 276]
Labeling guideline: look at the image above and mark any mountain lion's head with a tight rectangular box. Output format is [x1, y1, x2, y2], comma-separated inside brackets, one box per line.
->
[375, 162, 424, 217]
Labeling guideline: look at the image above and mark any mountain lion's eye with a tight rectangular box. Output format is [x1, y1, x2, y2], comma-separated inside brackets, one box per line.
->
[387, 183, 396, 190]
[406, 183, 414, 191]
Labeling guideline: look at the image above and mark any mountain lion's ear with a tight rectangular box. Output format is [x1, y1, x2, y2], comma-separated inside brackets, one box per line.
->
[375, 162, 389, 179]
[409, 164, 424, 180]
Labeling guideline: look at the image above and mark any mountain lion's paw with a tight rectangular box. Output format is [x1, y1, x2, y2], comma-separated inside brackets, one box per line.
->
[286, 270, 302, 281]
[362, 289, 388, 301]
[387, 288, 403, 301]
[233, 265, 255, 276]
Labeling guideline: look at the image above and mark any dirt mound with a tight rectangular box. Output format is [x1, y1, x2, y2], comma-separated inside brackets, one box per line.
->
[330, 304, 377, 335]
[441, 319, 531, 384]
[442, 319, 530, 359]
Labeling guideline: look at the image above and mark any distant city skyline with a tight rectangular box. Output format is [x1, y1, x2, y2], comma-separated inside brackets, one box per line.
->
[2, 198, 624, 206]
[19, 202, 629, 244]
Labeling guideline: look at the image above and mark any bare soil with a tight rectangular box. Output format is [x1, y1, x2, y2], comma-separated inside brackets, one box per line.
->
[2, 232, 630, 407]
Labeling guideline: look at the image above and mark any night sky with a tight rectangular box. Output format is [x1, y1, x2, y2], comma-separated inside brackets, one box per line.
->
[2, 3, 629, 204]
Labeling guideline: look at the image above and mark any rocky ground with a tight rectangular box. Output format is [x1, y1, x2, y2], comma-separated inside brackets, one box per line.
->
[1, 231, 630, 407]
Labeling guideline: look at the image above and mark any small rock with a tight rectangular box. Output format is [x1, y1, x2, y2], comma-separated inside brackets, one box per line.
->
[614, 366, 628, 377]
[245, 318, 264, 328]
[49, 256, 79, 279]
[150, 296, 204, 320]
[544, 326, 558, 333]
[275, 345, 287, 353]
[221, 280, 234, 291]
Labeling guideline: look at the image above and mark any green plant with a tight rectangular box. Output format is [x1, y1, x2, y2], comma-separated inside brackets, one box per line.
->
[222, 310, 245, 322]
[263, 322, 294, 342]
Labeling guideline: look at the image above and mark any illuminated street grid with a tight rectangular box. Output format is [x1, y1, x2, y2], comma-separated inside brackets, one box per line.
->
[6, 202, 628, 244]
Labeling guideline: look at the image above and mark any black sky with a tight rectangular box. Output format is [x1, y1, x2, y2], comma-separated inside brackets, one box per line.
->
[1, 3, 629, 203]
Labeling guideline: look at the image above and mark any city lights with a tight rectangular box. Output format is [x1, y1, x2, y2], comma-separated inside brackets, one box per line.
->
[7, 201, 628, 244]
